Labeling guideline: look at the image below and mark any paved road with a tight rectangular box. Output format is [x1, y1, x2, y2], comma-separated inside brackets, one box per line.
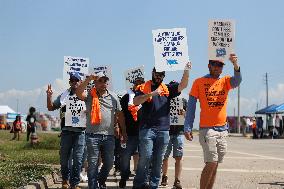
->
[49, 136, 284, 189]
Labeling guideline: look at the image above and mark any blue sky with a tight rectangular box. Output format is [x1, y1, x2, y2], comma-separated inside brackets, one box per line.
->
[1, 0, 284, 127]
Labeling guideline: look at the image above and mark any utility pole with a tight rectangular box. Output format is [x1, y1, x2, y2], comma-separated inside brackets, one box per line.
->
[265, 72, 268, 130]
[237, 85, 240, 134]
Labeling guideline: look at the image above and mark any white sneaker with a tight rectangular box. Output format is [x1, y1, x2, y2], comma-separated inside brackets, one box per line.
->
[80, 172, 88, 182]
[82, 175, 88, 182]
[80, 172, 84, 181]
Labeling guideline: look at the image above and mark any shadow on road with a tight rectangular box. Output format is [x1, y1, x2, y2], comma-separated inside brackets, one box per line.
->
[259, 181, 284, 187]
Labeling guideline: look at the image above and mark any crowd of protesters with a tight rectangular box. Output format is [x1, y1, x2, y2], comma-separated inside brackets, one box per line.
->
[46, 53, 241, 189]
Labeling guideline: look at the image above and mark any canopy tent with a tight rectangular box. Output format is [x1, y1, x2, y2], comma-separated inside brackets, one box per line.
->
[255, 104, 278, 114]
[265, 103, 284, 114]
[255, 103, 284, 114]
[0, 105, 15, 114]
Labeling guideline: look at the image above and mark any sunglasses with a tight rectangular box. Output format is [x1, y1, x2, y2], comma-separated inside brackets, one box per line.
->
[210, 62, 224, 68]
[97, 78, 109, 83]
[154, 72, 165, 77]
[69, 78, 80, 82]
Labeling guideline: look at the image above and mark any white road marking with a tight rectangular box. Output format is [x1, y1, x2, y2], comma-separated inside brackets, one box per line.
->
[228, 150, 284, 161]
[168, 167, 284, 174]
[182, 155, 284, 160]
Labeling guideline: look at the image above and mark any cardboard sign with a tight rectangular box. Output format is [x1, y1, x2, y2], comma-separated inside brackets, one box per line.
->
[124, 66, 145, 90]
[152, 28, 189, 71]
[170, 97, 185, 125]
[208, 20, 235, 61]
[63, 56, 89, 87]
[65, 94, 86, 128]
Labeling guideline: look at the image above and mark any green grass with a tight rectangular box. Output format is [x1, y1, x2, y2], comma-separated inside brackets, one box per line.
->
[0, 130, 60, 188]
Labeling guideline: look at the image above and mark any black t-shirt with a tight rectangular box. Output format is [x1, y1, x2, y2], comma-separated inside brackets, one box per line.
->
[120, 93, 139, 136]
[135, 83, 180, 131]
[26, 114, 36, 130]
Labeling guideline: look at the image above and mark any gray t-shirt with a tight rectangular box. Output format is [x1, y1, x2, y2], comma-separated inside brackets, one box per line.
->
[85, 90, 121, 135]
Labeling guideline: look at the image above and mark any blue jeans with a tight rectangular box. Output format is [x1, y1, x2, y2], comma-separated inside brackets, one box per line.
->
[133, 128, 169, 189]
[60, 130, 85, 187]
[86, 134, 115, 189]
[120, 135, 139, 180]
[164, 134, 184, 159]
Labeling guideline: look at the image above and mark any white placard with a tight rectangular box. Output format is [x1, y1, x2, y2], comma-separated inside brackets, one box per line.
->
[63, 56, 89, 87]
[152, 28, 189, 72]
[208, 20, 235, 61]
[170, 97, 184, 125]
[91, 65, 113, 90]
[65, 95, 86, 128]
[124, 66, 145, 90]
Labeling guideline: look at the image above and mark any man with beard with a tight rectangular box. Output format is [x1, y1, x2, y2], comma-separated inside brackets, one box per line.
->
[184, 54, 241, 189]
[132, 62, 191, 189]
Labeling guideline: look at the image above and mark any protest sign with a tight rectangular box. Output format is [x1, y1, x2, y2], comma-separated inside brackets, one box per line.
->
[65, 94, 86, 128]
[124, 66, 145, 90]
[152, 28, 189, 71]
[63, 56, 89, 87]
[170, 97, 185, 125]
[208, 20, 235, 61]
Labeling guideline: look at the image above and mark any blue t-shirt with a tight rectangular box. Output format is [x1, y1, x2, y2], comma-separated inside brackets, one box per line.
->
[135, 83, 180, 131]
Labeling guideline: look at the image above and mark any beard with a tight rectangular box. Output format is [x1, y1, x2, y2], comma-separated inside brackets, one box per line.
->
[152, 75, 163, 88]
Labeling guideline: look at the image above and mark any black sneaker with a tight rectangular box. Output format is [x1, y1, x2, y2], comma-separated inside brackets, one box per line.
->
[173, 179, 182, 189]
[160, 175, 168, 186]
[119, 179, 126, 188]
[141, 183, 150, 189]
[99, 182, 107, 189]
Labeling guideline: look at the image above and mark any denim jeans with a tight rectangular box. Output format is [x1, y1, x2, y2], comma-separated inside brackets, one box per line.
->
[164, 134, 184, 159]
[60, 130, 85, 187]
[120, 135, 139, 180]
[133, 128, 169, 189]
[86, 134, 115, 189]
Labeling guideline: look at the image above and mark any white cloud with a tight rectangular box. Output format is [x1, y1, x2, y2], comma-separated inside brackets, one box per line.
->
[0, 78, 65, 114]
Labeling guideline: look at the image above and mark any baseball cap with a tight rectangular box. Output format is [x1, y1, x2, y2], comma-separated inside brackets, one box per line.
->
[96, 72, 109, 81]
[209, 60, 225, 65]
[69, 72, 82, 81]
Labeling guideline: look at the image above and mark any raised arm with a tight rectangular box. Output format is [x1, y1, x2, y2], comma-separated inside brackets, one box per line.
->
[178, 61, 192, 93]
[46, 84, 55, 111]
[229, 53, 242, 88]
[76, 75, 98, 101]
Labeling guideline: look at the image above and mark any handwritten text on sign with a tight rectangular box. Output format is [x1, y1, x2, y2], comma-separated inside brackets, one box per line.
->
[65, 95, 86, 128]
[152, 28, 189, 71]
[124, 66, 145, 89]
[63, 56, 89, 86]
[170, 97, 185, 125]
[208, 20, 235, 61]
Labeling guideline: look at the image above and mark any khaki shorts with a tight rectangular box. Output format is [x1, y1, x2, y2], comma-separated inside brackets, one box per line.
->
[199, 128, 228, 163]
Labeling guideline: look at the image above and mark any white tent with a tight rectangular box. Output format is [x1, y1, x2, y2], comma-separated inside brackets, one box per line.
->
[0, 105, 16, 114]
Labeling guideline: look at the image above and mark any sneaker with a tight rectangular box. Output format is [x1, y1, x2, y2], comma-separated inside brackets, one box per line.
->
[119, 179, 126, 188]
[173, 179, 182, 189]
[80, 172, 84, 181]
[160, 175, 168, 186]
[99, 182, 107, 189]
[61, 180, 69, 189]
[82, 175, 88, 182]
